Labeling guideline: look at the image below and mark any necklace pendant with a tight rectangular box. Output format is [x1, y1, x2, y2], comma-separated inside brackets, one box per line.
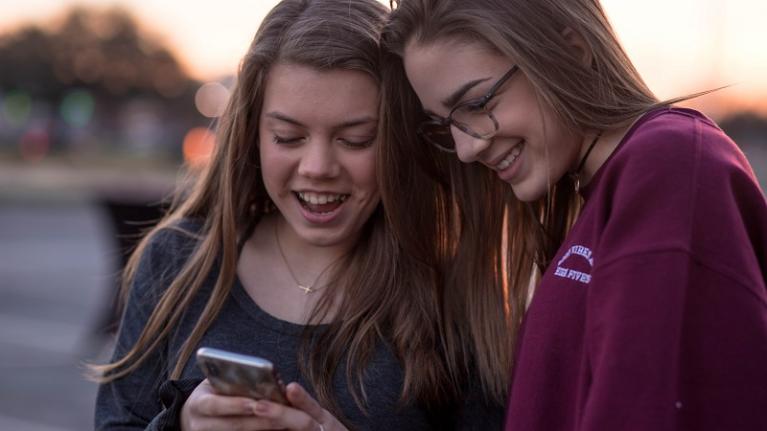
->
[298, 284, 313, 294]
[568, 173, 581, 193]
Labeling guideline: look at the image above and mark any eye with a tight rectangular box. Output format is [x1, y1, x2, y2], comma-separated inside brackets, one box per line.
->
[272, 134, 304, 145]
[459, 99, 487, 113]
[339, 137, 375, 149]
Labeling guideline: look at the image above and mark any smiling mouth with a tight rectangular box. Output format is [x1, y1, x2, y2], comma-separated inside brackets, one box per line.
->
[494, 141, 524, 171]
[294, 191, 350, 214]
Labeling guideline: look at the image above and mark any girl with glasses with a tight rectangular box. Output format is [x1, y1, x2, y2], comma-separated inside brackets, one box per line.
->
[380, 1, 767, 430]
[91, 1, 503, 430]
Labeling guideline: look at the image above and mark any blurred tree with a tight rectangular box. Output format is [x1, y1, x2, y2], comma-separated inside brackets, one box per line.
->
[0, 6, 194, 101]
[0, 26, 59, 97]
[0, 6, 206, 161]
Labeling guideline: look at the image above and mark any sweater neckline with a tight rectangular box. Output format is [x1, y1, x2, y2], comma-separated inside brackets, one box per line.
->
[231, 276, 329, 336]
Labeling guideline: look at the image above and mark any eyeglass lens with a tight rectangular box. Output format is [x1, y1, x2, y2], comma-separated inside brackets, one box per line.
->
[421, 106, 497, 151]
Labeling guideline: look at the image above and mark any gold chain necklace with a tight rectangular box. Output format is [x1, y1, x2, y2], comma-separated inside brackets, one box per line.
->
[274, 221, 336, 294]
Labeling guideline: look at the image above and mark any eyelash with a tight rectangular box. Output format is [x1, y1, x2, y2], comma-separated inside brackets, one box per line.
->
[462, 100, 487, 113]
[272, 135, 303, 145]
[272, 135, 374, 149]
[340, 138, 375, 149]
[458, 87, 505, 113]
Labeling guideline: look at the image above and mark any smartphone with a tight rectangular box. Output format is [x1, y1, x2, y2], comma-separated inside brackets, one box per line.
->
[196, 347, 288, 404]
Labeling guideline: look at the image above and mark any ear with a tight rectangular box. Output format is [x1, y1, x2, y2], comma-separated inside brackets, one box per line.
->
[561, 27, 593, 67]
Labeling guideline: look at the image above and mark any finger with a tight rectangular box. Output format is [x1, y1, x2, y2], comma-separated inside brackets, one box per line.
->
[192, 415, 280, 431]
[192, 383, 259, 417]
[252, 400, 317, 431]
[197, 395, 259, 417]
[284, 382, 326, 423]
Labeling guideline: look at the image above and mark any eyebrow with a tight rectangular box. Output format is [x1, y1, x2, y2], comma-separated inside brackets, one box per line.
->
[439, 77, 492, 110]
[264, 111, 377, 130]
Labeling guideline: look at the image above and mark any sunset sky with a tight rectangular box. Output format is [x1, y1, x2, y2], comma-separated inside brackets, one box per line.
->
[2, 0, 766, 115]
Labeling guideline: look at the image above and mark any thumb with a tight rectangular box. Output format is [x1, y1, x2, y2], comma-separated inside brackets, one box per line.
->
[285, 382, 327, 422]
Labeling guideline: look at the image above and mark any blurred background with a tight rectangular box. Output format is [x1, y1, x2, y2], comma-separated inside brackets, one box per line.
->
[0, 1, 765, 429]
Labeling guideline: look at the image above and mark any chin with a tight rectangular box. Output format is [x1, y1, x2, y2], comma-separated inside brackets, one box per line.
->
[301, 226, 360, 248]
[297, 230, 340, 247]
[510, 182, 546, 203]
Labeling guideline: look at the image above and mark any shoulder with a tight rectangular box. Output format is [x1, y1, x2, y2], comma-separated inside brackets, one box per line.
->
[591, 108, 766, 283]
[129, 217, 206, 298]
[615, 107, 752, 181]
[590, 107, 762, 208]
[618, 107, 763, 202]
[147, 217, 205, 247]
[142, 217, 205, 265]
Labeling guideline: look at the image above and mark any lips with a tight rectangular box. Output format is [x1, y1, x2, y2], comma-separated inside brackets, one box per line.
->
[490, 140, 525, 172]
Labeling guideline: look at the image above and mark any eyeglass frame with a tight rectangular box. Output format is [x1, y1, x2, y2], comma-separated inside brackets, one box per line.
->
[417, 65, 520, 153]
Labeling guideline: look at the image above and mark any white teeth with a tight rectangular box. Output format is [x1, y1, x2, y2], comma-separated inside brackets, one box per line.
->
[297, 192, 348, 205]
[495, 142, 524, 171]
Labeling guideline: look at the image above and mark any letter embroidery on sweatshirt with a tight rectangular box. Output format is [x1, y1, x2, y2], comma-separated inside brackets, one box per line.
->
[554, 245, 593, 284]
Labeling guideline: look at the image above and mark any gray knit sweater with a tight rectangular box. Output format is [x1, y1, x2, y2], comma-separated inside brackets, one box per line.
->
[94, 219, 504, 430]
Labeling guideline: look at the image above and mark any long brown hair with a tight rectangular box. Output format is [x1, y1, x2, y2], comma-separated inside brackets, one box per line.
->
[91, 0, 459, 418]
[380, 0, 668, 404]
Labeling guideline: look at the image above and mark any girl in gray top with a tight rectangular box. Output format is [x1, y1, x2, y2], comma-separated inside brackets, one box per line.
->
[92, 0, 504, 430]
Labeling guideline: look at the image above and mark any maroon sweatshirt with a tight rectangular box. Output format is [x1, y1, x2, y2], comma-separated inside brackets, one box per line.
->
[505, 108, 767, 431]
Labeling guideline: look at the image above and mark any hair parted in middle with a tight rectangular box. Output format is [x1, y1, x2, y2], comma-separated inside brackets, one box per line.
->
[93, 0, 465, 421]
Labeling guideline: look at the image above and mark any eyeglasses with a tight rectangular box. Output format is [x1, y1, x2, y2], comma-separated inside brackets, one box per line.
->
[417, 65, 519, 153]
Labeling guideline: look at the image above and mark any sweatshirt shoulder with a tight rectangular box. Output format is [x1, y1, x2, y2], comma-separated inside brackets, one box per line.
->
[625, 109, 714, 156]
[614, 108, 752, 181]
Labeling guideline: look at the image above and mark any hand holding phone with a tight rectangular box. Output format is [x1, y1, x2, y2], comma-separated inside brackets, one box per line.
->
[196, 347, 288, 404]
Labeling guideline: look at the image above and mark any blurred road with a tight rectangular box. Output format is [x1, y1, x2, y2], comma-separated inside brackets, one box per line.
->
[0, 199, 117, 430]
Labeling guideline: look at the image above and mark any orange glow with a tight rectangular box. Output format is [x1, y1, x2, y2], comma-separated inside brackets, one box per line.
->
[1, 1, 766, 116]
[182, 127, 216, 168]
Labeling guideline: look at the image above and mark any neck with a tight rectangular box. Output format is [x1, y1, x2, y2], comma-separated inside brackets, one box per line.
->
[571, 131, 601, 186]
[576, 113, 647, 188]
[271, 215, 350, 278]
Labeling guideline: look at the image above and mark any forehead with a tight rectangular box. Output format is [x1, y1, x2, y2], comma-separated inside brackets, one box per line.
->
[402, 39, 510, 112]
[261, 63, 379, 123]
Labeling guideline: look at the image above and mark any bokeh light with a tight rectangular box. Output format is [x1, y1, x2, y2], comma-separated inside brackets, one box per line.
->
[3, 90, 32, 128]
[19, 127, 51, 163]
[60, 89, 95, 128]
[194, 82, 229, 118]
[183, 127, 216, 168]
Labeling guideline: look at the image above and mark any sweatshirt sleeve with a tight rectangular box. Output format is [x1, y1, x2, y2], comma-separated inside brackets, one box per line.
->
[578, 118, 767, 430]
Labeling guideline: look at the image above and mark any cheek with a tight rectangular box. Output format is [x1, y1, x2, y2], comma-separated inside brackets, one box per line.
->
[259, 146, 292, 193]
[347, 153, 378, 196]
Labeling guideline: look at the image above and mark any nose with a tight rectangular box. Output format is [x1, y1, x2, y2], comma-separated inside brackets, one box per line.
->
[451, 126, 491, 163]
[297, 139, 340, 179]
